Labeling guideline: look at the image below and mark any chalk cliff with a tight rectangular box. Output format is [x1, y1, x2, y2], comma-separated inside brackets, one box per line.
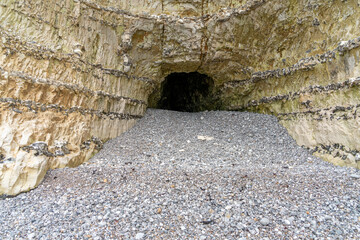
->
[1, 0, 359, 195]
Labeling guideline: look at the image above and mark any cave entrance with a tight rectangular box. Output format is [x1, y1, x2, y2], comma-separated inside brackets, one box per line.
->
[157, 72, 215, 112]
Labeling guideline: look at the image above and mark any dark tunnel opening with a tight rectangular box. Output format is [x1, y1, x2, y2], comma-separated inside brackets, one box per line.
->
[156, 72, 215, 112]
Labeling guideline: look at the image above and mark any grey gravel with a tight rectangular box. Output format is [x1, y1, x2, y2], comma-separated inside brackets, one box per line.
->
[1, 109, 360, 239]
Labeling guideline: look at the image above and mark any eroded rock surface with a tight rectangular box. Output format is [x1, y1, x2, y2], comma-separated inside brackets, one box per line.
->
[1, 0, 360, 195]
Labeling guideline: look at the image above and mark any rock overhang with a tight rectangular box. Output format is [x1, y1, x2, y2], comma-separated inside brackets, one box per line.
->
[0, 0, 360, 196]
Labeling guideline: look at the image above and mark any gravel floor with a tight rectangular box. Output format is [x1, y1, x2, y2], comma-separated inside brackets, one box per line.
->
[1, 109, 360, 240]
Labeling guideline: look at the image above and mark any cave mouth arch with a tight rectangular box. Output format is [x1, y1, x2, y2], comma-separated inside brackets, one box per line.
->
[156, 72, 215, 112]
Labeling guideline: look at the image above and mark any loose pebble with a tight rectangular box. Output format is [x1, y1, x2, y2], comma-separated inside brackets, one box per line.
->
[1, 109, 359, 239]
[350, 174, 360, 179]
[135, 233, 145, 239]
[260, 218, 270, 226]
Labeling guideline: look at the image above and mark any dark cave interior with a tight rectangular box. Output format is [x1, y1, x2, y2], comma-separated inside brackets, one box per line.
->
[157, 72, 215, 112]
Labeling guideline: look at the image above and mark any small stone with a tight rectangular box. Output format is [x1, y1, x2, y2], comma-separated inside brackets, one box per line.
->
[124, 65, 131, 73]
[355, 153, 360, 162]
[284, 217, 295, 225]
[202, 219, 214, 225]
[336, 229, 343, 235]
[350, 174, 360, 179]
[284, 220, 291, 225]
[339, 41, 348, 47]
[197, 136, 214, 141]
[310, 220, 317, 228]
[73, 48, 83, 56]
[28, 233, 35, 239]
[2, 71, 8, 79]
[135, 233, 145, 239]
[260, 218, 270, 226]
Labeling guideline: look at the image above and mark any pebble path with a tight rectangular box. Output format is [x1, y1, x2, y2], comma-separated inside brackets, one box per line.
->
[1, 109, 360, 239]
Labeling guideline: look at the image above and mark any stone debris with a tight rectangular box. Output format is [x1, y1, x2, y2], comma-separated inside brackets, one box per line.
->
[350, 174, 360, 179]
[355, 153, 360, 162]
[22, 142, 54, 157]
[135, 233, 145, 239]
[1, 109, 359, 239]
[197, 136, 214, 141]
[260, 218, 270, 226]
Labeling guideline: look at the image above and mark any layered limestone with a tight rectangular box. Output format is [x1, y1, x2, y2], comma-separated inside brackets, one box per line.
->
[1, 0, 359, 195]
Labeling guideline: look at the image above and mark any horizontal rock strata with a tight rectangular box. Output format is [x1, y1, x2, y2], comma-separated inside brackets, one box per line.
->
[1, 0, 360, 195]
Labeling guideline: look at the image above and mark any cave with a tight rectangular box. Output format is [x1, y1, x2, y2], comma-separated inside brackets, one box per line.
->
[2, 0, 360, 199]
[157, 72, 215, 112]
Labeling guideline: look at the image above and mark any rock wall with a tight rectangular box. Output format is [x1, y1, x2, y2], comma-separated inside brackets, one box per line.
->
[1, 0, 359, 195]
